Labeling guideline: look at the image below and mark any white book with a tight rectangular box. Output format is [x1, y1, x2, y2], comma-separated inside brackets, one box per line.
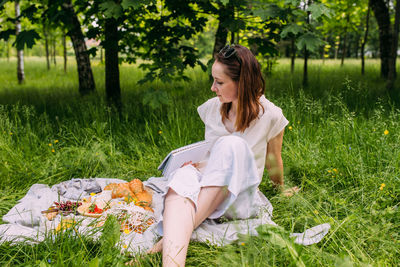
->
[158, 140, 211, 178]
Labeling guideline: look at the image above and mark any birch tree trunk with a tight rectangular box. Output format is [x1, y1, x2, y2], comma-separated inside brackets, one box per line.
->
[15, 0, 25, 84]
[61, 0, 95, 94]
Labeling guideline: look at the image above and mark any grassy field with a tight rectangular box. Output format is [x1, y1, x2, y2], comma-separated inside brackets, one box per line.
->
[0, 57, 399, 266]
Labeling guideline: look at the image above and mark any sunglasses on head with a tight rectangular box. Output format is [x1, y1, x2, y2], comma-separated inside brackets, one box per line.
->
[219, 44, 242, 64]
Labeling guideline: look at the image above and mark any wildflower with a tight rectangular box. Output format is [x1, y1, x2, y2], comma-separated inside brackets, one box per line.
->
[349, 146, 351, 150]
[49, 143, 52, 147]
[118, 202, 122, 205]
[158, 130, 162, 134]
[123, 244, 128, 249]
[313, 210, 319, 215]
[51, 149, 55, 153]
[241, 242, 245, 246]
[90, 193, 96, 196]
[9, 132, 12, 135]
[327, 170, 332, 173]
[380, 183, 386, 190]
[55, 140, 59, 143]
[124, 229, 131, 234]
[384, 130, 389, 135]
[288, 126, 293, 131]
[47, 259, 52, 263]
[333, 168, 338, 173]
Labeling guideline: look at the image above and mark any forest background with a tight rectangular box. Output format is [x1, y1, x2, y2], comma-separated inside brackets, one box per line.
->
[0, 0, 399, 266]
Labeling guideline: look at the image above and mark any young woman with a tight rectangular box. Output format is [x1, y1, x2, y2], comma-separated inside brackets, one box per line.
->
[150, 45, 291, 266]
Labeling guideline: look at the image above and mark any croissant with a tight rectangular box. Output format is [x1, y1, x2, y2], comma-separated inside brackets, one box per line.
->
[111, 183, 134, 199]
[135, 190, 152, 206]
[129, 179, 144, 194]
[103, 179, 152, 208]
[104, 183, 118, 191]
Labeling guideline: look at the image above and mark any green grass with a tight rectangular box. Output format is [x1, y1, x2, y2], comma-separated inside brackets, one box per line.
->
[0, 57, 399, 266]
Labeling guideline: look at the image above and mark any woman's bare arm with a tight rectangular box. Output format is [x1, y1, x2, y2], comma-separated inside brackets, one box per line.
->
[266, 129, 285, 186]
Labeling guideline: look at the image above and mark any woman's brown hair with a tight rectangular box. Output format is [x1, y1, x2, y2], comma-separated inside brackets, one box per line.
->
[215, 45, 265, 132]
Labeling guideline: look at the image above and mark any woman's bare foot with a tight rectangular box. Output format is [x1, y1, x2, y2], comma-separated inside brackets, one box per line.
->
[147, 237, 163, 254]
[282, 186, 300, 197]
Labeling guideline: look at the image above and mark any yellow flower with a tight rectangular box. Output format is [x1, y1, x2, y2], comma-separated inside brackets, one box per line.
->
[384, 130, 389, 135]
[51, 149, 55, 153]
[241, 242, 245, 246]
[288, 126, 293, 130]
[123, 244, 128, 249]
[333, 168, 338, 173]
[90, 193, 96, 196]
[49, 143, 52, 146]
[54, 140, 59, 143]
[158, 130, 162, 134]
[9, 132, 13, 135]
[124, 229, 131, 234]
[313, 210, 319, 215]
[380, 183, 386, 190]
[327, 170, 332, 173]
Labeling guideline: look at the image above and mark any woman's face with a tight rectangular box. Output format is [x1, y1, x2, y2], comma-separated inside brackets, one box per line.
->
[211, 61, 238, 104]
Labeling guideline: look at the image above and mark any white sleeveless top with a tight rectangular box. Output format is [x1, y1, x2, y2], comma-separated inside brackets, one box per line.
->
[197, 95, 289, 179]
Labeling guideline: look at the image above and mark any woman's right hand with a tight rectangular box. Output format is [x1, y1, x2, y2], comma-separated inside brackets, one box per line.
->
[181, 161, 200, 170]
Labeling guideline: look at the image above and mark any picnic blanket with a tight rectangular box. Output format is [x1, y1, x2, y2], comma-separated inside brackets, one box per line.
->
[0, 178, 330, 254]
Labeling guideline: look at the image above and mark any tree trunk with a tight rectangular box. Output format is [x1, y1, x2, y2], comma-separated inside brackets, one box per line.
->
[61, 1, 95, 94]
[44, 24, 50, 70]
[52, 37, 56, 65]
[100, 47, 103, 63]
[6, 40, 10, 62]
[371, 0, 393, 79]
[212, 4, 233, 58]
[341, 14, 349, 66]
[15, 0, 24, 84]
[291, 37, 295, 74]
[361, 1, 371, 75]
[387, 0, 400, 90]
[63, 31, 67, 73]
[303, 46, 308, 87]
[303, 0, 311, 87]
[104, 17, 121, 109]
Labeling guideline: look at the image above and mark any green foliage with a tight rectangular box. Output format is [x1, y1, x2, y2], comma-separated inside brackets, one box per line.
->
[306, 3, 332, 20]
[296, 32, 325, 52]
[281, 24, 303, 38]
[14, 29, 40, 50]
[99, 1, 123, 19]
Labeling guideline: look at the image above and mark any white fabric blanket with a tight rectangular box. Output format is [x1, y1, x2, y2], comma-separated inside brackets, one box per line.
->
[0, 178, 330, 253]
